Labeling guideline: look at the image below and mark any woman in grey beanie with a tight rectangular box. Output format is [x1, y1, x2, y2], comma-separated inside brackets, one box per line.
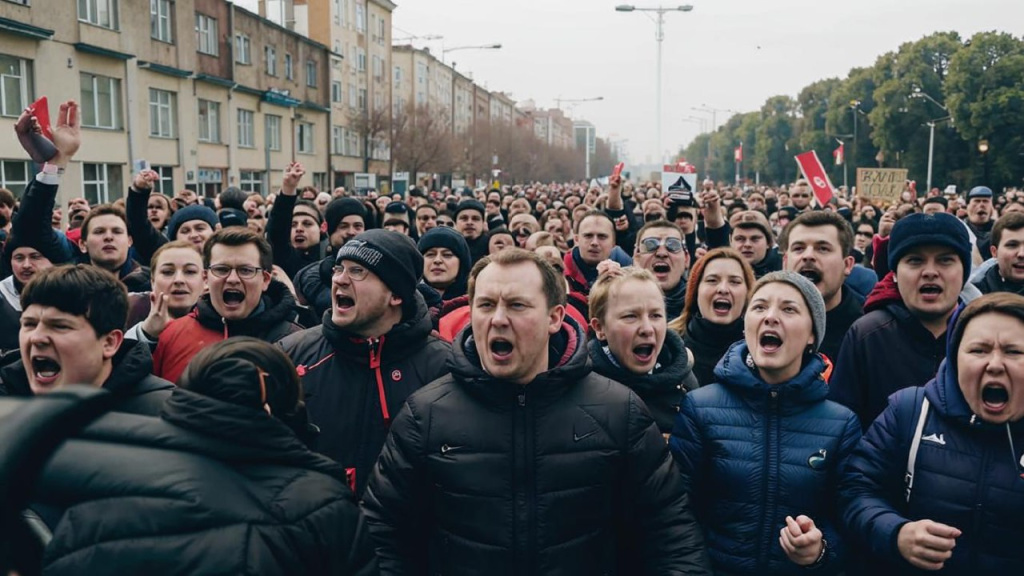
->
[669, 269, 862, 575]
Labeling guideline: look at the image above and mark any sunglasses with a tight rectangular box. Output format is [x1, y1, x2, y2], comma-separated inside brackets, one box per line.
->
[855, 231, 872, 237]
[638, 237, 684, 254]
[644, 212, 666, 222]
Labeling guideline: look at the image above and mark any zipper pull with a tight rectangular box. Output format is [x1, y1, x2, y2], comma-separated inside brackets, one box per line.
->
[517, 393, 526, 407]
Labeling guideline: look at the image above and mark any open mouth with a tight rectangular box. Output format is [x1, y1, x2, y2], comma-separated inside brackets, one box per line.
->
[759, 331, 783, 353]
[222, 289, 245, 305]
[712, 298, 733, 315]
[490, 338, 514, 359]
[799, 268, 822, 284]
[982, 384, 1009, 411]
[919, 284, 943, 298]
[335, 294, 355, 310]
[294, 235, 306, 244]
[31, 356, 61, 385]
[633, 344, 656, 363]
[652, 262, 671, 275]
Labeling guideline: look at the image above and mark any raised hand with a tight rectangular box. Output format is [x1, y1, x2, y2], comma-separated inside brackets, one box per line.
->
[133, 169, 161, 191]
[142, 292, 173, 340]
[778, 515, 824, 567]
[50, 100, 82, 167]
[282, 161, 306, 195]
[14, 107, 57, 164]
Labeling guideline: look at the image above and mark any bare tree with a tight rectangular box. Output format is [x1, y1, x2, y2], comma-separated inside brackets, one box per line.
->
[391, 103, 453, 182]
[348, 102, 392, 174]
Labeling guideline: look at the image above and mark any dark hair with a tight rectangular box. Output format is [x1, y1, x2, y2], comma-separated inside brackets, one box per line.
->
[294, 199, 323, 224]
[468, 248, 566, 310]
[150, 239, 202, 274]
[218, 186, 248, 211]
[80, 204, 127, 241]
[669, 247, 755, 336]
[949, 293, 1024, 372]
[21, 264, 128, 337]
[0, 188, 15, 209]
[203, 227, 273, 270]
[575, 209, 615, 234]
[177, 337, 314, 445]
[992, 212, 1024, 249]
[778, 210, 854, 258]
[416, 204, 438, 217]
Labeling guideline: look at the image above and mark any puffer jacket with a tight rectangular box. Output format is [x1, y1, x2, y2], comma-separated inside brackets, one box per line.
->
[0, 338, 173, 416]
[294, 255, 334, 317]
[278, 292, 450, 496]
[840, 360, 1024, 573]
[670, 341, 862, 575]
[362, 319, 712, 576]
[588, 329, 697, 433]
[153, 280, 304, 383]
[36, 389, 377, 576]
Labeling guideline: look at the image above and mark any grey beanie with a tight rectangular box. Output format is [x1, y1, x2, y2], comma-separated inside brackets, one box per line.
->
[754, 270, 826, 353]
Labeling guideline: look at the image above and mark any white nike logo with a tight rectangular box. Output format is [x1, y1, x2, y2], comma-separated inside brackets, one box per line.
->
[440, 444, 462, 455]
[922, 433, 946, 446]
[574, 430, 597, 442]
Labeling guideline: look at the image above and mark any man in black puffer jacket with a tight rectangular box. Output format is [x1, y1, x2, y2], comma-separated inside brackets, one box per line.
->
[279, 230, 450, 496]
[363, 248, 710, 576]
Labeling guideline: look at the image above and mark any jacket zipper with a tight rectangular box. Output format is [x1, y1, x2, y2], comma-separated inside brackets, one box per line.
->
[969, 444, 990, 569]
[368, 337, 390, 426]
[221, 317, 229, 339]
[514, 389, 533, 575]
[758, 388, 780, 570]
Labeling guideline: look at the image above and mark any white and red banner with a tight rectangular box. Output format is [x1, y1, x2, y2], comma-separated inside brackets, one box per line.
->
[734, 142, 743, 163]
[794, 150, 835, 206]
[833, 142, 844, 166]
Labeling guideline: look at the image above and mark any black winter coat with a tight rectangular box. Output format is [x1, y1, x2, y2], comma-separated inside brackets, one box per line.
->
[0, 338, 173, 415]
[36, 389, 377, 576]
[971, 263, 1024, 296]
[820, 286, 864, 364]
[362, 320, 712, 576]
[588, 329, 698, 433]
[278, 293, 451, 495]
[682, 313, 744, 388]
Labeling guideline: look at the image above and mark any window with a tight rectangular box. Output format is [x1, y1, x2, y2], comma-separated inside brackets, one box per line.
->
[305, 60, 317, 87]
[237, 109, 254, 148]
[197, 99, 220, 143]
[370, 14, 377, 40]
[82, 163, 123, 205]
[239, 170, 264, 195]
[194, 168, 222, 198]
[377, 15, 385, 44]
[358, 88, 366, 111]
[331, 81, 342, 103]
[265, 114, 281, 151]
[348, 86, 357, 110]
[332, 125, 343, 154]
[372, 55, 382, 81]
[355, 2, 365, 32]
[265, 46, 276, 76]
[195, 13, 218, 56]
[150, 0, 172, 42]
[148, 88, 176, 138]
[284, 54, 293, 80]
[346, 130, 360, 157]
[333, 0, 341, 24]
[0, 54, 33, 118]
[356, 48, 366, 72]
[152, 165, 174, 195]
[373, 91, 383, 110]
[235, 34, 251, 64]
[313, 172, 328, 192]
[0, 160, 30, 197]
[79, 73, 121, 129]
[393, 66, 402, 84]
[297, 122, 314, 154]
[78, 0, 118, 30]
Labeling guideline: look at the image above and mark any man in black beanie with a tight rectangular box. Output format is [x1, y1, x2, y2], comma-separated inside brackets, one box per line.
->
[279, 229, 450, 496]
[454, 199, 489, 264]
[292, 197, 370, 317]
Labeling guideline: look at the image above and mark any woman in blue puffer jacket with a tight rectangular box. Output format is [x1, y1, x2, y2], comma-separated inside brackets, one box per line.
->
[670, 271, 862, 575]
[840, 292, 1024, 574]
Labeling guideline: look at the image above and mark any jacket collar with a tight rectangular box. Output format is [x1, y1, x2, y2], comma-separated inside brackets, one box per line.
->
[321, 290, 434, 363]
[588, 329, 692, 395]
[713, 340, 829, 409]
[195, 279, 296, 335]
[0, 338, 159, 397]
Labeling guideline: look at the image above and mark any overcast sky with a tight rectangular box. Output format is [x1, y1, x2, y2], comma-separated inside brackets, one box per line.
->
[241, 0, 1024, 165]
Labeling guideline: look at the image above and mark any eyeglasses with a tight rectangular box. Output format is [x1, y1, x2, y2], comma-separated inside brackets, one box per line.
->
[855, 231, 873, 237]
[332, 263, 369, 281]
[438, 220, 455, 228]
[207, 265, 263, 279]
[638, 237, 684, 254]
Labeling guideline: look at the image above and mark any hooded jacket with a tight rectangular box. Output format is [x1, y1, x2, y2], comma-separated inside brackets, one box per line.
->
[0, 275, 22, 352]
[277, 292, 450, 496]
[0, 338, 173, 416]
[972, 262, 1024, 296]
[362, 319, 712, 576]
[294, 255, 334, 318]
[36, 389, 377, 576]
[153, 280, 303, 384]
[268, 193, 327, 280]
[670, 341, 862, 575]
[682, 313, 745, 388]
[840, 354, 1024, 573]
[588, 329, 697, 433]
[564, 245, 633, 296]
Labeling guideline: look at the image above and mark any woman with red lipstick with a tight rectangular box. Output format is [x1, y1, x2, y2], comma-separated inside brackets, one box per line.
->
[588, 267, 698, 434]
[670, 271, 862, 574]
[841, 292, 1024, 573]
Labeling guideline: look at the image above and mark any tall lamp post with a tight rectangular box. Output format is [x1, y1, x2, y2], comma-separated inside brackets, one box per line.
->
[616, 4, 694, 166]
[909, 88, 950, 192]
[443, 44, 502, 135]
[978, 139, 990, 184]
[557, 96, 604, 178]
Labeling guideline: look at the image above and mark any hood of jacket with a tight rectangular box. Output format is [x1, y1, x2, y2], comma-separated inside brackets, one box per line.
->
[0, 275, 21, 312]
[0, 338, 163, 397]
[320, 290, 435, 365]
[449, 315, 591, 405]
[195, 278, 297, 336]
[712, 340, 829, 411]
[588, 328, 694, 395]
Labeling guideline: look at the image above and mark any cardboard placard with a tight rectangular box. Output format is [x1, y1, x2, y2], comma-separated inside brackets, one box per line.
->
[857, 168, 908, 205]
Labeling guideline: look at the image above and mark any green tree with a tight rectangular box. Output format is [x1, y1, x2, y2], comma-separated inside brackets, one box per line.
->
[753, 96, 798, 184]
[796, 78, 842, 185]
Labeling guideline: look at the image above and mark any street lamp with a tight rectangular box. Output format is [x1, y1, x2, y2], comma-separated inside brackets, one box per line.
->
[616, 4, 695, 166]
[442, 44, 502, 135]
[979, 139, 990, 184]
[909, 88, 950, 191]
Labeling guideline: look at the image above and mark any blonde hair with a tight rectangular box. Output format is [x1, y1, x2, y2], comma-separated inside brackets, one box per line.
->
[588, 267, 661, 324]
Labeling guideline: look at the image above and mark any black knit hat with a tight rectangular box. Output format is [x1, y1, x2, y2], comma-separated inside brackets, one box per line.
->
[325, 197, 367, 233]
[417, 226, 471, 299]
[218, 207, 248, 229]
[888, 212, 971, 287]
[335, 229, 423, 307]
[168, 204, 218, 239]
[453, 199, 485, 220]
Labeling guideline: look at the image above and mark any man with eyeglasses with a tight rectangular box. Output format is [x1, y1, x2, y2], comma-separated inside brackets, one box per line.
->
[280, 229, 450, 496]
[291, 197, 370, 318]
[633, 221, 690, 320]
[152, 228, 304, 383]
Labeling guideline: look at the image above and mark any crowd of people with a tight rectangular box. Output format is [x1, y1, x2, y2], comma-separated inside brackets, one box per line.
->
[1, 99, 1022, 574]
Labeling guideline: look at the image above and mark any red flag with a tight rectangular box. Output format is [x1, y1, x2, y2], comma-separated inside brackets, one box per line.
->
[794, 150, 835, 206]
[833, 142, 844, 166]
[734, 142, 743, 163]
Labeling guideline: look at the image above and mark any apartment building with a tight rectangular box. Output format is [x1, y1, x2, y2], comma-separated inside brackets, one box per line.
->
[391, 44, 452, 125]
[0, 0, 330, 208]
